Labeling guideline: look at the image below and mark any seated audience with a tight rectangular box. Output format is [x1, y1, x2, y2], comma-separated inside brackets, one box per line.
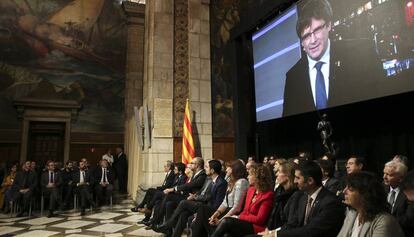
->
[337, 172, 404, 237]
[392, 154, 409, 167]
[148, 157, 206, 227]
[269, 160, 344, 237]
[41, 161, 62, 217]
[73, 160, 95, 215]
[11, 161, 38, 217]
[191, 159, 249, 237]
[383, 160, 414, 236]
[153, 159, 227, 237]
[62, 161, 74, 209]
[0, 163, 18, 213]
[318, 159, 340, 194]
[94, 159, 114, 206]
[211, 164, 274, 237]
[337, 155, 365, 197]
[131, 160, 176, 212]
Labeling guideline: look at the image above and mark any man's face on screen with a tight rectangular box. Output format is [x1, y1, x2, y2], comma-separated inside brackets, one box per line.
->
[301, 18, 331, 61]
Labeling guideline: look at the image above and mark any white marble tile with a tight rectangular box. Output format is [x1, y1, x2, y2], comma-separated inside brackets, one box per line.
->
[117, 215, 139, 223]
[15, 230, 60, 237]
[87, 223, 131, 233]
[0, 226, 25, 235]
[105, 233, 124, 237]
[65, 229, 82, 234]
[52, 220, 95, 229]
[68, 216, 82, 220]
[127, 228, 163, 236]
[20, 217, 64, 226]
[100, 220, 115, 223]
[65, 234, 95, 237]
[86, 212, 123, 220]
[29, 225, 46, 230]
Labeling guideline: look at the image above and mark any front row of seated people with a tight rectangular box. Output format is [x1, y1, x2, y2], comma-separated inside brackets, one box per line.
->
[2, 159, 114, 217]
[134, 157, 414, 237]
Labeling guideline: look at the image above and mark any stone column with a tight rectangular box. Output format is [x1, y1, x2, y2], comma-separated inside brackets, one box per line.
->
[122, 1, 145, 198]
[188, 0, 212, 159]
[139, 0, 175, 189]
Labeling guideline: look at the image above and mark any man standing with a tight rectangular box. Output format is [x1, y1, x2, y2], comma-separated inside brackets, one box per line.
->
[282, 0, 382, 117]
[11, 161, 38, 217]
[41, 161, 62, 217]
[114, 146, 128, 194]
[383, 160, 414, 237]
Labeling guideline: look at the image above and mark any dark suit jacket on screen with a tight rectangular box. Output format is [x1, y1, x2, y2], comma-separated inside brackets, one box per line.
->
[283, 40, 384, 117]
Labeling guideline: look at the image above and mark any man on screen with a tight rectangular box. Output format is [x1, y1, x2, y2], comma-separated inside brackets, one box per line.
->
[282, 0, 382, 117]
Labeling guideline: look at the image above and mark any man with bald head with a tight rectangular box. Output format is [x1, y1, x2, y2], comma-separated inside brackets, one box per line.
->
[383, 160, 414, 237]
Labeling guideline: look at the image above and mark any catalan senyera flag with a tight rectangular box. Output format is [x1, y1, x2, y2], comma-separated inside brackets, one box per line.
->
[182, 99, 195, 165]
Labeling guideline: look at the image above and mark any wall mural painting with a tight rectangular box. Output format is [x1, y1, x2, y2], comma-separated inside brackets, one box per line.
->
[0, 0, 126, 132]
[211, 0, 240, 138]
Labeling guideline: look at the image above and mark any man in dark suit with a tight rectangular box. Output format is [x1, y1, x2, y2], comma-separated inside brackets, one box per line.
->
[131, 160, 176, 212]
[11, 161, 38, 217]
[114, 146, 128, 194]
[282, 0, 383, 117]
[94, 159, 114, 206]
[272, 160, 344, 237]
[73, 160, 95, 215]
[318, 159, 339, 194]
[383, 160, 414, 237]
[41, 161, 62, 217]
[61, 161, 74, 209]
[149, 157, 207, 227]
[154, 159, 227, 237]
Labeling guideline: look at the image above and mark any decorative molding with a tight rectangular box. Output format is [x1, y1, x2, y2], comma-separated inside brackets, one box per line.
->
[122, 2, 145, 26]
[173, 0, 189, 137]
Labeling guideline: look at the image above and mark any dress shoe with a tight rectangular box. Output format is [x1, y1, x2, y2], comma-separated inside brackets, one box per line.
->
[153, 223, 171, 233]
[144, 225, 153, 230]
[137, 218, 150, 225]
[131, 207, 139, 212]
[16, 212, 25, 217]
[80, 209, 86, 216]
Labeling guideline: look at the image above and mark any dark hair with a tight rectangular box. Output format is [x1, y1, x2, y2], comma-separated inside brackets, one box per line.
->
[346, 172, 389, 221]
[175, 162, 186, 174]
[209, 160, 222, 175]
[230, 159, 248, 184]
[250, 164, 274, 192]
[166, 160, 175, 171]
[349, 155, 365, 168]
[296, 0, 333, 37]
[401, 170, 414, 191]
[318, 159, 335, 178]
[297, 160, 323, 186]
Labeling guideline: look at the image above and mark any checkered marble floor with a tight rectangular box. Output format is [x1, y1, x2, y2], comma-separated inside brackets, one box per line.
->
[0, 199, 166, 237]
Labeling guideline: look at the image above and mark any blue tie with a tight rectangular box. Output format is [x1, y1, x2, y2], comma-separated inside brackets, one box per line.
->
[315, 62, 327, 109]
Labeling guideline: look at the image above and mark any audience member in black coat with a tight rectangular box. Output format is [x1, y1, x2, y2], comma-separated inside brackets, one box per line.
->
[73, 161, 95, 215]
[94, 159, 114, 206]
[383, 160, 414, 237]
[153, 160, 227, 237]
[11, 161, 38, 217]
[114, 146, 128, 194]
[61, 161, 74, 209]
[41, 161, 62, 217]
[318, 159, 340, 194]
[132, 160, 176, 212]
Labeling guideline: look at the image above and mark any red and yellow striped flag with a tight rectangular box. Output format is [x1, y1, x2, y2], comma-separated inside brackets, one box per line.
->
[182, 99, 195, 165]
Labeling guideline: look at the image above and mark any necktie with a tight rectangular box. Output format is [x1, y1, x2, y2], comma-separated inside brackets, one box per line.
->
[389, 190, 396, 211]
[49, 172, 51, 183]
[304, 196, 314, 225]
[52, 172, 54, 183]
[104, 168, 107, 183]
[315, 62, 327, 109]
